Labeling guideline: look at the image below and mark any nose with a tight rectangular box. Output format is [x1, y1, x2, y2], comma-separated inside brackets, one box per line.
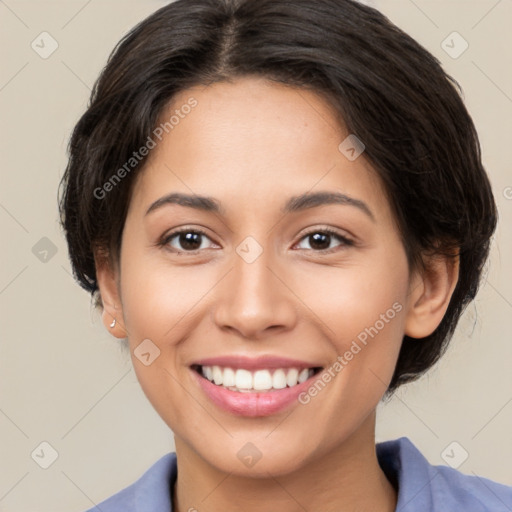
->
[212, 243, 298, 340]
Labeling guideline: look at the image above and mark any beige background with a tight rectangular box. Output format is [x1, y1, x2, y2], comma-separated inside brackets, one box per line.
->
[0, 0, 511, 510]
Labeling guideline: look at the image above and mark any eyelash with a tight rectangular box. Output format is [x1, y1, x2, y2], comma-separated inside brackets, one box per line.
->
[158, 226, 354, 255]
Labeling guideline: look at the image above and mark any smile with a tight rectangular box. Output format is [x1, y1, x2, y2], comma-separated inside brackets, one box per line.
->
[190, 360, 325, 417]
[193, 365, 322, 392]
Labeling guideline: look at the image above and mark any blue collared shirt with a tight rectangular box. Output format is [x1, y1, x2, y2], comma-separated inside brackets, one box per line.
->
[84, 437, 512, 511]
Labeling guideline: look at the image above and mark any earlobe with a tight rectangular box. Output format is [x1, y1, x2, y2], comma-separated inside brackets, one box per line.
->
[100, 307, 128, 339]
[94, 251, 128, 339]
[404, 252, 460, 339]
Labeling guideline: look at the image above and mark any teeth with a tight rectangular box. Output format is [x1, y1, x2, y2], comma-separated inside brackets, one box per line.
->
[200, 365, 316, 392]
[223, 367, 235, 387]
[235, 369, 253, 389]
[254, 369, 272, 390]
[272, 369, 287, 389]
[298, 368, 310, 384]
[286, 368, 299, 387]
[212, 366, 223, 385]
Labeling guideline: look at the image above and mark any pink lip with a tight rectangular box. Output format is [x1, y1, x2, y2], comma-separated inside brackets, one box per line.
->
[191, 354, 320, 371]
[190, 366, 321, 417]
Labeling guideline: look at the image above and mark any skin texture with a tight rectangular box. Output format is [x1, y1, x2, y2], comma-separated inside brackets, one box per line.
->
[95, 76, 459, 512]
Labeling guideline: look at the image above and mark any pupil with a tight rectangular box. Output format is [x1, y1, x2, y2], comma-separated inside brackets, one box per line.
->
[181, 232, 201, 250]
[177, 232, 332, 251]
[310, 233, 330, 250]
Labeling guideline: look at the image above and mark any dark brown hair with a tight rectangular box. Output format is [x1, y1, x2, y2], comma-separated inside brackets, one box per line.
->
[58, 0, 497, 393]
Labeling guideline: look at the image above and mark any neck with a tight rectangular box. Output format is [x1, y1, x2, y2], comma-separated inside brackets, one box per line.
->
[172, 411, 396, 512]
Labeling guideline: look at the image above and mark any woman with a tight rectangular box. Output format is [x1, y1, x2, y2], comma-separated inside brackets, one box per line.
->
[58, 0, 512, 510]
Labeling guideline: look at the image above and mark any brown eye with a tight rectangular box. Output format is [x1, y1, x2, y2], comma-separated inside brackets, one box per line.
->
[161, 228, 214, 253]
[295, 228, 354, 253]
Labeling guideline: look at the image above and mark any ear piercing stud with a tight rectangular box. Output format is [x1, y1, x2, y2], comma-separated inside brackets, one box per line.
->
[110, 318, 116, 328]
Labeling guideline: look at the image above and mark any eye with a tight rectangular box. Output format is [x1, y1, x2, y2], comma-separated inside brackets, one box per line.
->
[159, 227, 216, 254]
[294, 227, 354, 253]
[159, 226, 354, 255]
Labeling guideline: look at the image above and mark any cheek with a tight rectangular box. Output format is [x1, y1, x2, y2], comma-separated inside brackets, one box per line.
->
[120, 226, 409, 355]
[304, 251, 409, 394]
[119, 247, 209, 424]
[120, 248, 215, 344]
[303, 252, 408, 338]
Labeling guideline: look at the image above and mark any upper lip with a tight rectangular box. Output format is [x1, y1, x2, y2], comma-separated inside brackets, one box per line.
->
[191, 355, 323, 371]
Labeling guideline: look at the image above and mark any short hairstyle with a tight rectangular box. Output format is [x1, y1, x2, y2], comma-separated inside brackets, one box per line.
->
[58, 0, 497, 393]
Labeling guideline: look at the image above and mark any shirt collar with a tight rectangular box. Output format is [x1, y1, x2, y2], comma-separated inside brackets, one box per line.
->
[128, 437, 509, 512]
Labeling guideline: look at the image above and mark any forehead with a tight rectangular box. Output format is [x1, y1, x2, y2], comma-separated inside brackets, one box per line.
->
[164, 76, 345, 171]
[129, 77, 392, 224]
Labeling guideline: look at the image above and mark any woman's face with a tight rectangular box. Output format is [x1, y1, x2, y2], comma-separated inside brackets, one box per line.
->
[111, 76, 416, 475]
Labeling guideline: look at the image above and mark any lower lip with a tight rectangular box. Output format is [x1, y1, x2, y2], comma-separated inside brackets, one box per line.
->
[191, 368, 319, 417]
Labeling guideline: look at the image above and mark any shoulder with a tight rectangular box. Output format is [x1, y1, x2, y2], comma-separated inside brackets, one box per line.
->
[433, 463, 512, 510]
[82, 452, 177, 512]
[377, 437, 512, 512]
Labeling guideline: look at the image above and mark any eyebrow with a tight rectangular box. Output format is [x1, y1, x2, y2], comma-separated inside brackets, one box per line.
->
[145, 191, 375, 221]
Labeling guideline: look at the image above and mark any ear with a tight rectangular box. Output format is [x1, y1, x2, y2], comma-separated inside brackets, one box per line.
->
[404, 251, 460, 339]
[94, 250, 128, 339]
